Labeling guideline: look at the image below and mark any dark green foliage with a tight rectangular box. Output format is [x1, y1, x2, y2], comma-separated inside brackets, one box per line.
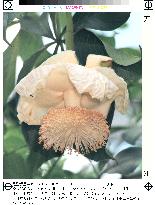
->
[100, 35, 141, 66]
[73, 12, 130, 32]
[4, 153, 30, 179]
[113, 60, 142, 83]
[20, 13, 54, 38]
[74, 29, 108, 65]
[100, 147, 142, 178]
[17, 43, 52, 83]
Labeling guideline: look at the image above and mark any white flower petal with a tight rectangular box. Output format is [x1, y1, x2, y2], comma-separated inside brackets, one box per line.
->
[17, 96, 49, 125]
[66, 64, 118, 101]
[86, 54, 112, 68]
[15, 50, 78, 97]
[95, 67, 129, 113]
[15, 52, 129, 125]
[15, 64, 54, 97]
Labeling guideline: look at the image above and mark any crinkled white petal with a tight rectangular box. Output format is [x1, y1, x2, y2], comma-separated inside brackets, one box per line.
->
[15, 50, 78, 97]
[66, 64, 118, 101]
[95, 67, 129, 113]
[15, 64, 55, 97]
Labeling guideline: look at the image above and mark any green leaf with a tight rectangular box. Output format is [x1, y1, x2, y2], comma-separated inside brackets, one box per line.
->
[56, 13, 67, 33]
[20, 13, 54, 38]
[73, 12, 130, 32]
[3, 153, 30, 178]
[33, 49, 51, 68]
[122, 163, 142, 179]
[49, 13, 67, 39]
[122, 126, 141, 145]
[101, 36, 115, 48]
[101, 36, 141, 66]
[3, 40, 18, 105]
[4, 125, 26, 154]
[103, 147, 142, 177]
[113, 60, 142, 83]
[3, 12, 23, 44]
[4, 94, 19, 124]
[17, 30, 44, 61]
[128, 81, 142, 101]
[3, 13, 17, 29]
[74, 29, 108, 65]
[3, 12, 23, 28]
[111, 48, 141, 66]
[3, 30, 44, 105]
[17, 43, 53, 83]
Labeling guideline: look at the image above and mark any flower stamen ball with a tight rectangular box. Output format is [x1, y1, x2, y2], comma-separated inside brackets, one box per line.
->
[39, 107, 110, 154]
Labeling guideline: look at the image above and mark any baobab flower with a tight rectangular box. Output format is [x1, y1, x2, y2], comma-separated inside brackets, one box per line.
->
[15, 50, 129, 154]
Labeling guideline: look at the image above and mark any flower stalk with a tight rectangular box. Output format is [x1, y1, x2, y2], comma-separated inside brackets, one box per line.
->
[65, 13, 74, 50]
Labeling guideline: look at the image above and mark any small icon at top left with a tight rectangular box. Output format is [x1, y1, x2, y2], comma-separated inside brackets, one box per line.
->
[3, 0, 13, 10]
